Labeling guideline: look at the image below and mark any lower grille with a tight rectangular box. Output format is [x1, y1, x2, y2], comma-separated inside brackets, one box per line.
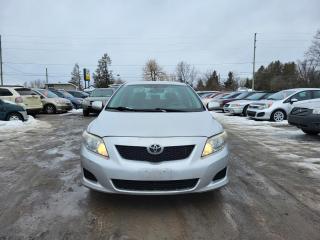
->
[116, 145, 194, 162]
[247, 110, 256, 117]
[224, 104, 230, 108]
[112, 179, 199, 191]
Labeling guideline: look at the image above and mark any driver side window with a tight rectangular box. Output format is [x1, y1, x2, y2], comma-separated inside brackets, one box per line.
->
[291, 91, 311, 101]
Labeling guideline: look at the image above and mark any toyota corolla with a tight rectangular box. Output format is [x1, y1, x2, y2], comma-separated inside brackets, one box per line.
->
[80, 81, 229, 195]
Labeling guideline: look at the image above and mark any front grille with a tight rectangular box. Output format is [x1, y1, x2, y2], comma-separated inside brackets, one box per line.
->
[290, 107, 311, 116]
[249, 105, 260, 109]
[116, 145, 194, 162]
[247, 110, 256, 117]
[112, 179, 199, 191]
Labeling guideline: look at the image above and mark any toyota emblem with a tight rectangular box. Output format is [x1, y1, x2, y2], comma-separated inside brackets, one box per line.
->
[147, 144, 164, 155]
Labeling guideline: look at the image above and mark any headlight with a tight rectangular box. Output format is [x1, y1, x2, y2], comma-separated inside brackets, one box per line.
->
[230, 103, 242, 107]
[82, 131, 109, 158]
[56, 99, 66, 104]
[202, 131, 227, 157]
[313, 108, 320, 115]
[258, 103, 273, 110]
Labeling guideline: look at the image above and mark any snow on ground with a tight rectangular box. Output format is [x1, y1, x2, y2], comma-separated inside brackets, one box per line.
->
[211, 111, 320, 177]
[60, 109, 83, 116]
[0, 116, 51, 140]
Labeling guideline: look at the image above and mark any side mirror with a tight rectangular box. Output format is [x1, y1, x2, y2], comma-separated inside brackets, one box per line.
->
[92, 101, 103, 111]
[290, 98, 298, 104]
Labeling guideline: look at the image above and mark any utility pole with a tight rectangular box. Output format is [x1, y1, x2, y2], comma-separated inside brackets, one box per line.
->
[0, 34, 3, 86]
[252, 33, 257, 90]
[45, 67, 48, 89]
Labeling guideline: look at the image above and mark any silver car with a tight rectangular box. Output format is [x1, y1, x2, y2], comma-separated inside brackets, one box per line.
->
[80, 82, 229, 195]
[82, 88, 115, 116]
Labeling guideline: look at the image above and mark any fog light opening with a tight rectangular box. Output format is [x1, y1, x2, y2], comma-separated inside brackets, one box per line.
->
[83, 168, 97, 182]
[212, 167, 227, 181]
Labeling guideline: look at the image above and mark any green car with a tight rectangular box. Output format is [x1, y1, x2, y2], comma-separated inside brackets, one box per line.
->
[0, 99, 28, 121]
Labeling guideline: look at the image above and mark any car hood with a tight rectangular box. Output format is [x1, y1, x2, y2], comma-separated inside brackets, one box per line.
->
[88, 111, 223, 137]
[250, 99, 280, 106]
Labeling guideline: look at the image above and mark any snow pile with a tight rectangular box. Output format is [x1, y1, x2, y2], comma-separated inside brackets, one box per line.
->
[60, 109, 83, 116]
[0, 115, 39, 131]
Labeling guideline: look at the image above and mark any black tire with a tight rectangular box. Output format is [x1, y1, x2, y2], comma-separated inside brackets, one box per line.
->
[242, 105, 249, 116]
[6, 112, 23, 121]
[83, 109, 90, 116]
[271, 110, 286, 122]
[301, 129, 319, 135]
[44, 104, 56, 114]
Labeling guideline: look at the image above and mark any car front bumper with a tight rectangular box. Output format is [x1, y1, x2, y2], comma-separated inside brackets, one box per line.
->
[246, 108, 272, 120]
[56, 104, 73, 112]
[224, 106, 244, 114]
[288, 114, 320, 131]
[80, 137, 229, 195]
[19, 111, 29, 121]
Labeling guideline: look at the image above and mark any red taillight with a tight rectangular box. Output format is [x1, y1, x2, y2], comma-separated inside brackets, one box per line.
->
[15, 97, 23, 103]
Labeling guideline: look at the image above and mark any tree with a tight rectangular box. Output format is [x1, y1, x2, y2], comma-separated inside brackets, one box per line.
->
[143, 59, 166, 81]
[24, 79, 45, 88]
[195, 79, 205, 90]
[306, 30, 320, 69]
[204, 70, 221, 90]
[93, 53, 113, 87]
[69, 63, 83, 90]
[224, 71, 238, 90]
[175, 61, 197, 86]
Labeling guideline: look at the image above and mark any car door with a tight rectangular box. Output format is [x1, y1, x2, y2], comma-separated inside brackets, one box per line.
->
[0, 99, 6, 120]
[287, 90, 312, 112]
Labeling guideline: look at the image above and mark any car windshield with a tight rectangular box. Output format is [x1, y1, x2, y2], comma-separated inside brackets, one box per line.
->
[36, 89, 59, 98]
[234, 92, 251, 99]
[90, 89, 114, 97]
[267, 90, 297, 100]
[60, 91, 74, 98]
[221, 92, 240, 99]
[245, 92, 267, 100]
[106, 84, 205, 112]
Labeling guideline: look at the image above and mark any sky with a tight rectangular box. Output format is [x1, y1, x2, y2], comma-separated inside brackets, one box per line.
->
[0, 0, 319, 86]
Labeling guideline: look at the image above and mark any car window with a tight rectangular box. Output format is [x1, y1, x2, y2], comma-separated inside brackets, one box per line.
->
[36, 89, 59, 98]
[245, 92, 266, 100]
[15, 88, 36, 95]
[0, 88, 13, 96]
[90, 89, 114, 97]
[312, 90, 320, 99]
[267, 90, 296, 100]
[106, 84, 204, 112]
[235, 92, 252, 99]
[291, 91, 312, 101]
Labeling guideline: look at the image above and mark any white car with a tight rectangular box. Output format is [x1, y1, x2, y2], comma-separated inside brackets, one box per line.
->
[81, 82, 229, 195]
[247, 88, 320, 122]
[223, 91, 274, 116]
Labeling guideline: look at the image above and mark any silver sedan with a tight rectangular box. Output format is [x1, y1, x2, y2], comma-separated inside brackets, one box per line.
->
[80, 82, 229, 195]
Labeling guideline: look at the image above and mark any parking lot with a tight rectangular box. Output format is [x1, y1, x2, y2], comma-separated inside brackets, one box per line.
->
[0, 112, 319, 240]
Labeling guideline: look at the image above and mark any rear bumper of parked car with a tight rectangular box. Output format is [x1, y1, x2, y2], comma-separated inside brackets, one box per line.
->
[80, 137, 229, 195]
[288, 115, 320, 131]
[246, 108, 272, 120]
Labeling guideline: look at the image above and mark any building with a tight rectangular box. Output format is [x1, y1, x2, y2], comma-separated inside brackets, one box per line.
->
[45, 83, 78, 91]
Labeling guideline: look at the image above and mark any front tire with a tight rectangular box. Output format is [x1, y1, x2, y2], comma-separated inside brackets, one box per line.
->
[242, 105, 249, 116]
[271, 110, 286, 122]
[302, 129, 319, 135]
[45, 104, 56, 114]
[7, 112, 23, 121]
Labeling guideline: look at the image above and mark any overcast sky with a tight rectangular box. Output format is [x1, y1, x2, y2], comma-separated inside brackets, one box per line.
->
[0, 0, 319, 86]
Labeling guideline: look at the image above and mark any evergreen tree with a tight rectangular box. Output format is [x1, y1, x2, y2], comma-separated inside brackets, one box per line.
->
[224, 71, 238, 90]
[244, 78, 252, 88]
[196, 79, 205, 90]
[205, 70, 221, 90]
[93, 53, 113, 87]
[69, 63, 83, 89]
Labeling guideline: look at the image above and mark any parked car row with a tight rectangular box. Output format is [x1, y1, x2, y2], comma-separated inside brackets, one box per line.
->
[200, 88, 320, 135]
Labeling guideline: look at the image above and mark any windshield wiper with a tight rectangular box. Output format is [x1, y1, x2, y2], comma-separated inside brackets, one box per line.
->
[105, 106, 137, 111]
